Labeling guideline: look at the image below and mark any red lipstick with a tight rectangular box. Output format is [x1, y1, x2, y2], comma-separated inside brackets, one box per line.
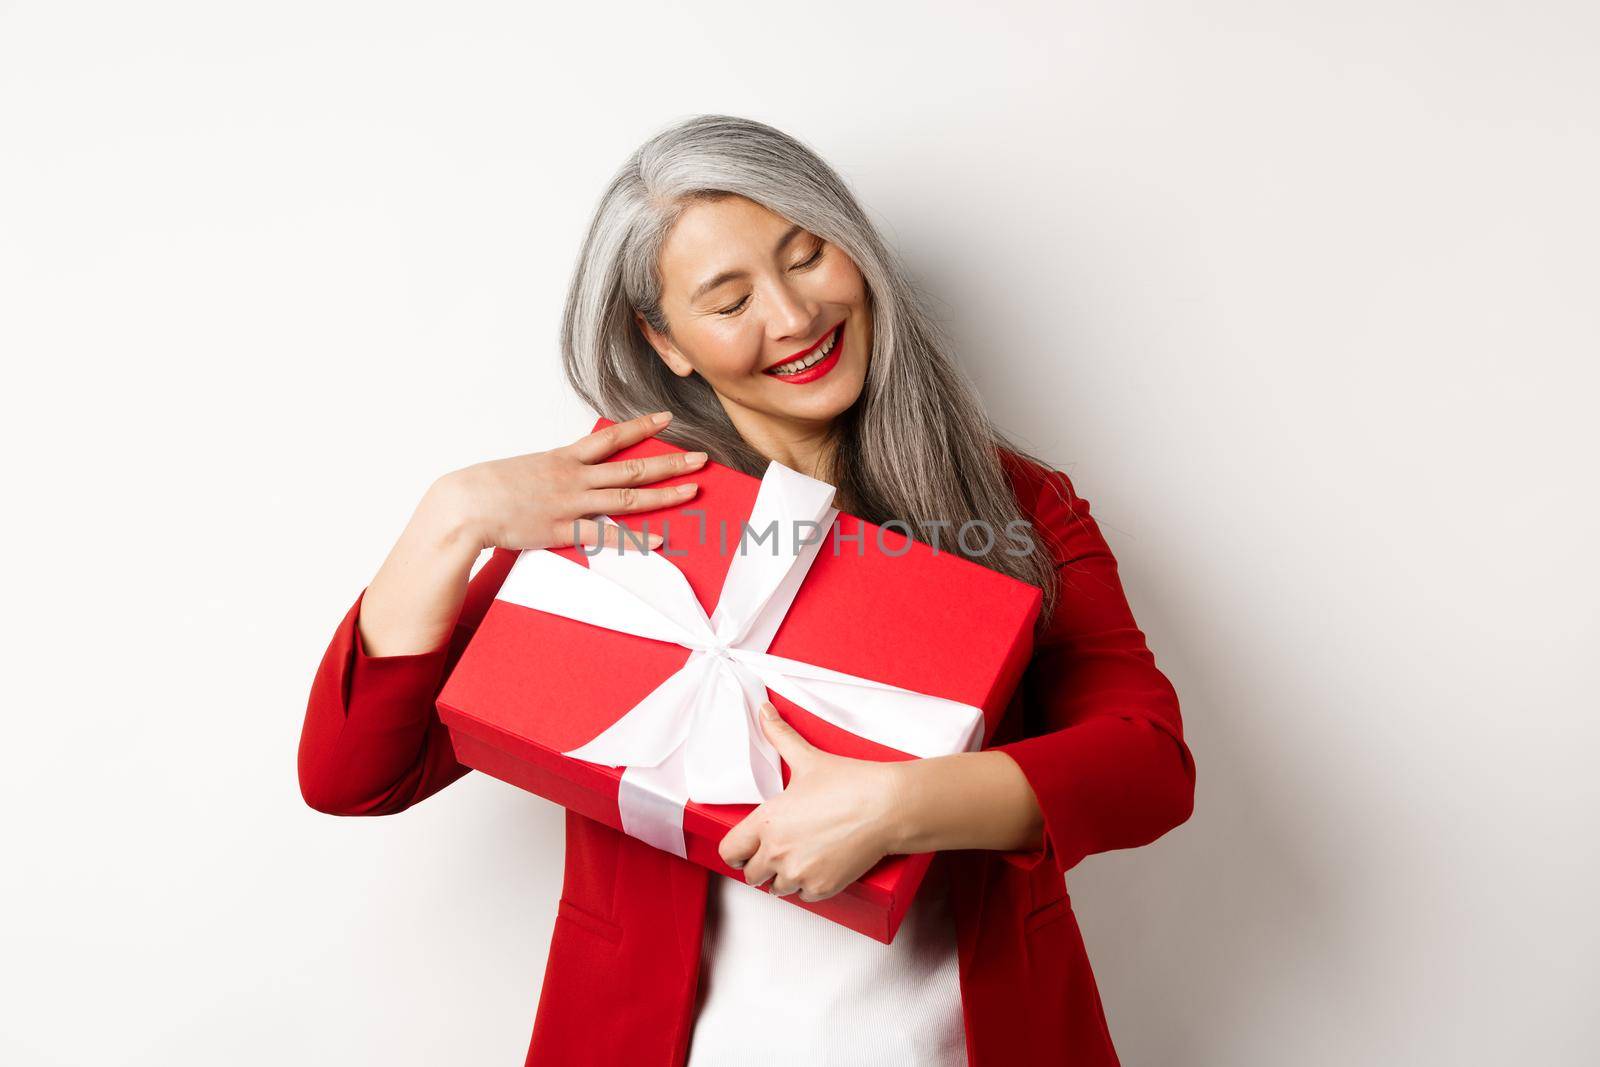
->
[763, 321, 845, 385]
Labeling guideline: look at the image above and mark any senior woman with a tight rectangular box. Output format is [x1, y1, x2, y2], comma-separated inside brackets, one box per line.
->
[297, 114, 1196, 1066]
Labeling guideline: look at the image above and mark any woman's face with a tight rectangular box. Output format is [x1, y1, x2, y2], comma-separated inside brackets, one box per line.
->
[637, 195, 872, 440]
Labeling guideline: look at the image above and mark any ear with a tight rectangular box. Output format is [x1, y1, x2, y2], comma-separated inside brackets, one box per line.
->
[634, 310, 696, 378]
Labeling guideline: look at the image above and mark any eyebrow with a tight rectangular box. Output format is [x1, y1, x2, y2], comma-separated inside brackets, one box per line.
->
[687, 223, 807, 304]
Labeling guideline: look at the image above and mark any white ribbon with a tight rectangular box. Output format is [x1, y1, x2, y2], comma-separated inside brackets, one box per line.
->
[492, 461, 986, 858]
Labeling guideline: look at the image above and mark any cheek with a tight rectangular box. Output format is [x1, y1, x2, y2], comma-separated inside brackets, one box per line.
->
[697, 323, 766, 378]
[821, 251, 868, 304]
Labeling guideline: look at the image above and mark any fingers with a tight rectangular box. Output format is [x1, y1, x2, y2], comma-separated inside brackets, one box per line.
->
[718, 812, 841, 902]
[768, 874, 801, 897]
[580, 481, 699, 517]
[757, 701, 814, 769]
[735, 845, 828, 901]
[581, 447, 708, 490]
[740, 845, 780, 893]
[565, 410, 673, 465]
[719, 812, 763, 872]
[796, 885, 840, 903]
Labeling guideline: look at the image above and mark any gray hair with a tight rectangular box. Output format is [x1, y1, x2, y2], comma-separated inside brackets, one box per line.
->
[559, 113, 1061, 627]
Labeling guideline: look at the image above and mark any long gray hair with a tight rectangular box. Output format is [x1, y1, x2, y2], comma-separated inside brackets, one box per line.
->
[559, 113, 1062, 627]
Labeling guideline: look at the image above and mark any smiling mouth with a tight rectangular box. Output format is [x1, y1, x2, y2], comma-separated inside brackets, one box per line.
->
[764, 321, 845, 378]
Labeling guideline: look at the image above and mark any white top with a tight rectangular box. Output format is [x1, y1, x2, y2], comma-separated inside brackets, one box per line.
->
[685, 862, 967, 1066]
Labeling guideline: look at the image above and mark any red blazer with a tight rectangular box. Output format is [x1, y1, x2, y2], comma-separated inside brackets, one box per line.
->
[298, 452, 1197, 1066]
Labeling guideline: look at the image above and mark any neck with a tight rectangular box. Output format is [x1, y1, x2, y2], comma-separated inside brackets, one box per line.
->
[719, 401, 840, 483]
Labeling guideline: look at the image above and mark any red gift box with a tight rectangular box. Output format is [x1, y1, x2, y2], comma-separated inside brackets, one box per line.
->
[437, 418, 1041, 943]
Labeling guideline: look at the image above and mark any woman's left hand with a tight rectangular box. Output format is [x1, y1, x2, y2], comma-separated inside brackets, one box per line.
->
[718, 701, 909, 903]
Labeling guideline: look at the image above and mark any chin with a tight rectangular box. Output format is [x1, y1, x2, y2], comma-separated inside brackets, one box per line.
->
[774, 372, 864, 421]
[761, 351, 868, 422]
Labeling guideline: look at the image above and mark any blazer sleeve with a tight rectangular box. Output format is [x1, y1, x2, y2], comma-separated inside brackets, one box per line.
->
[991, 464, 1197, 874]
[297, 547, 519, 816]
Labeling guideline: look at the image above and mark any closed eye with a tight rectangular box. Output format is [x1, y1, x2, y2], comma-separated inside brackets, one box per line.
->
[716, 242, 827, 317]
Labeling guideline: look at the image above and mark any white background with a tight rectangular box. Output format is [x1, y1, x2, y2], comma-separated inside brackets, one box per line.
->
[3, 2, 1596, 1064]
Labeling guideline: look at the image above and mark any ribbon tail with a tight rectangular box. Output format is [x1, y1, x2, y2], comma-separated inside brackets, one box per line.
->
[681, 658, 779, 805]
[736, 650, 987, 758]
[619, 745, 690, 858]
[736, 664, 785, 800]
[562, 656, 710, 768]
[614, 659, 784, 857]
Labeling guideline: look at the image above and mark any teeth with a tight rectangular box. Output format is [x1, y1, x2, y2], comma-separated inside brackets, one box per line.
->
[771, 328, 839, 376]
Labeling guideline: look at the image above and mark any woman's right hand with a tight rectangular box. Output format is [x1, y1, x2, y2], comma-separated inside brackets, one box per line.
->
[355, 410, 705, 658]
[438, 409, 707, 554]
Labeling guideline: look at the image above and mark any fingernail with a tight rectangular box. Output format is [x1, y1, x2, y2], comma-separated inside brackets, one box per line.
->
[651, 410, 671, 425]
[679, 482, 698, 494]
[647, 533, 664, 548]
[761, 701, 777, 720]
[728, 859, 744, 869]
[686, 451, 708, 465]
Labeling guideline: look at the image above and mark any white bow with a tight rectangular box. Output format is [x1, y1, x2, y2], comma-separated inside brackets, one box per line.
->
[492, 461, 986, 858]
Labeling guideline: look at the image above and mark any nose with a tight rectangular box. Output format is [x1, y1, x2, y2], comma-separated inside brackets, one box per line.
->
[765, 277, 820, 344]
